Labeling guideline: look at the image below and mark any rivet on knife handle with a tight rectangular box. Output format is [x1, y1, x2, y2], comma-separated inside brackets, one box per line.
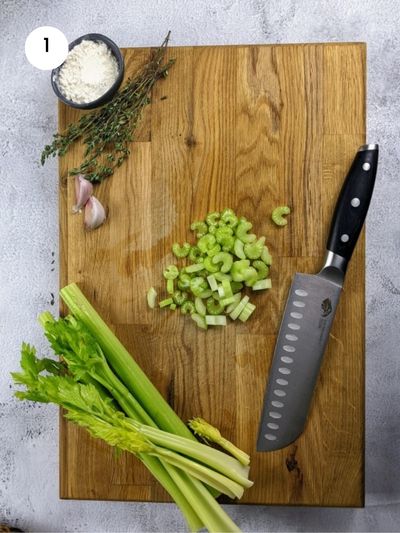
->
[256, 144, 379, 452]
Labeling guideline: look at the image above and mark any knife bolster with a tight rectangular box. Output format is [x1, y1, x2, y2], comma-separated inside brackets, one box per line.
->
[318, 250, 346, 287]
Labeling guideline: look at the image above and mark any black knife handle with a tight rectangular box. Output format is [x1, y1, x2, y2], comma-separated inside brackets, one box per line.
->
[326, 144, 378, 263]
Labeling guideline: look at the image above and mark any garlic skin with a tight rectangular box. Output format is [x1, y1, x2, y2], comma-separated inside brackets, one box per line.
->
[72, 174, 93, 213]
[84, 196, 106, 230]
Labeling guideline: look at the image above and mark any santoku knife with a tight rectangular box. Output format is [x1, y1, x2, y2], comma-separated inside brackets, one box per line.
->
[257, 144, 379, 452]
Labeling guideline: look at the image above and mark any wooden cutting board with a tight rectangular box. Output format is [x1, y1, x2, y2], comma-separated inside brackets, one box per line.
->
[59, 42, 366, 506]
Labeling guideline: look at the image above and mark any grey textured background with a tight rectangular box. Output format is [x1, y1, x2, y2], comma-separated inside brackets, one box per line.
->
[1, 0, 399, 531]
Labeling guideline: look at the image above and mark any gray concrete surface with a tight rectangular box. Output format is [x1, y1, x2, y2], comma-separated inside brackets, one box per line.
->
[1, 0, 399, 531]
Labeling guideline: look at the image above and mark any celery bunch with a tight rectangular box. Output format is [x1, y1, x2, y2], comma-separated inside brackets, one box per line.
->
[12, 284, 251, 532]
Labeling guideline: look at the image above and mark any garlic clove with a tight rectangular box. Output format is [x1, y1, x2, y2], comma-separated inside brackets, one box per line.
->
[84, 196, 106, 230]
[72, 174, 93, 213]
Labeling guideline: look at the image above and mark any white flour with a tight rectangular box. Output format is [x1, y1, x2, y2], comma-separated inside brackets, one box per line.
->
[57, 40, 119, 104]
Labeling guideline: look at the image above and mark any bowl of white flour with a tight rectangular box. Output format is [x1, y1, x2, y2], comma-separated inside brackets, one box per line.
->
[51, 33, 124, 109]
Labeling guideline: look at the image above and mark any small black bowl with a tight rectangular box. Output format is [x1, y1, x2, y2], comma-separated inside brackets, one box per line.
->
[51, 33, 124, 110]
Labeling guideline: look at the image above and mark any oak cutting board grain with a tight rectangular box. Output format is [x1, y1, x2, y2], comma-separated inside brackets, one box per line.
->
[59, 43, 366, 506]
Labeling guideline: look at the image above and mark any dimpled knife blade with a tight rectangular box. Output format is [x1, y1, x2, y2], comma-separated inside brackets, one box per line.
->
[257, 143, 379, 452]
[256, 273, 341, 451]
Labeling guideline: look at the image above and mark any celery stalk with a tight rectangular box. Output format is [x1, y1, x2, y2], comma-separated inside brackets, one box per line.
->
[59, 285, 222, 510]
[18, 300, 247, 532]
[133, 422, 252, 485]
[60, 283, 195, 441]
[140, 456, 203, 531]
[154, 446, 245, 499]
[178, 474, 241, 533]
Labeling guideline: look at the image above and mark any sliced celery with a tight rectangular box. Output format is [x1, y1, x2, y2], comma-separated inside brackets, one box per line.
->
[159, 298, 174, 308]
[173, 290, 188, 306]
[238, 302, 256, 322]
[205, 315, 227, 326]
[191, 313, 207, 330]
[190, 276, 208, 297]
[206, 274, 218, 292]
[188, 245, 204, 263]
[230, 281, 244, 294]
[206, 212, 220, 226]
[261, 246, 272, 265]
[252, 278, 272, 291]
[147, 287, 157, 309]
[178, 271, 191, 290]
[220, 295, 237, 307]
[151, 208, 274, 330]
[217, 284, 225, 298]
[243, 237, 265, 260]
[206, 298, 224, 315]
[225, 293, 242, 313]
[233, 238, 246, 259]
[220, 208, 238, 229]
[190, 221, 208, 238]
[221, 279, 233, 298]
[229, 295, 250, 320]
[172, 242, 191, 258]
[198, 234, 216, 253]
[194, 297, 206, 316]
[198, 289, 212, 299]
[235, 219, 256, 243]
[272, 205, 291, 226]
[166, 279, 174, 294]
[181, 301, 196, 315]
[243, 267, 258, 287]
[203, 256, 219, 273]
[231, 260, 250, 282]
[185, 263, 204, 274]
[212, 252, 233, 273]
[252, 260, 269, 280]
[206, 244, 221, 257]
[163, 265, 179, 279]
[214, 272, 232, 282]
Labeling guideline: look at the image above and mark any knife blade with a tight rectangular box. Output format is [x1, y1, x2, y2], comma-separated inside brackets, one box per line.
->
[257, 143, 379, 452]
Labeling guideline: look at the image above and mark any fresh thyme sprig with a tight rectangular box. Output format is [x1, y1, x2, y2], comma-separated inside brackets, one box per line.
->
[42, 32, 174, 183]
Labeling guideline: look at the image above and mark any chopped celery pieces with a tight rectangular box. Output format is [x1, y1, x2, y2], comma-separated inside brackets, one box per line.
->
[147, 287, 157, 309]
[252, 278, 272, 291]
[238, 302, 256, 322]
[191, 313, 207, 329]
[194, 297, 207, 316]
[150, 209, 274, 328]
[205, 315, 227, 326]
[207, 274, 218, 292]
[229, 296, 250, 321]
[159, 297, 174, 308]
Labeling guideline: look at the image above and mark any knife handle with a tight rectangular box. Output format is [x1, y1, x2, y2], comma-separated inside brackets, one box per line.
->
[326, 144, 378, 264]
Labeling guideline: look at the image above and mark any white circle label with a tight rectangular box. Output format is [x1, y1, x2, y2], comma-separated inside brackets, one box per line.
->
[25, 26, 69, 70]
